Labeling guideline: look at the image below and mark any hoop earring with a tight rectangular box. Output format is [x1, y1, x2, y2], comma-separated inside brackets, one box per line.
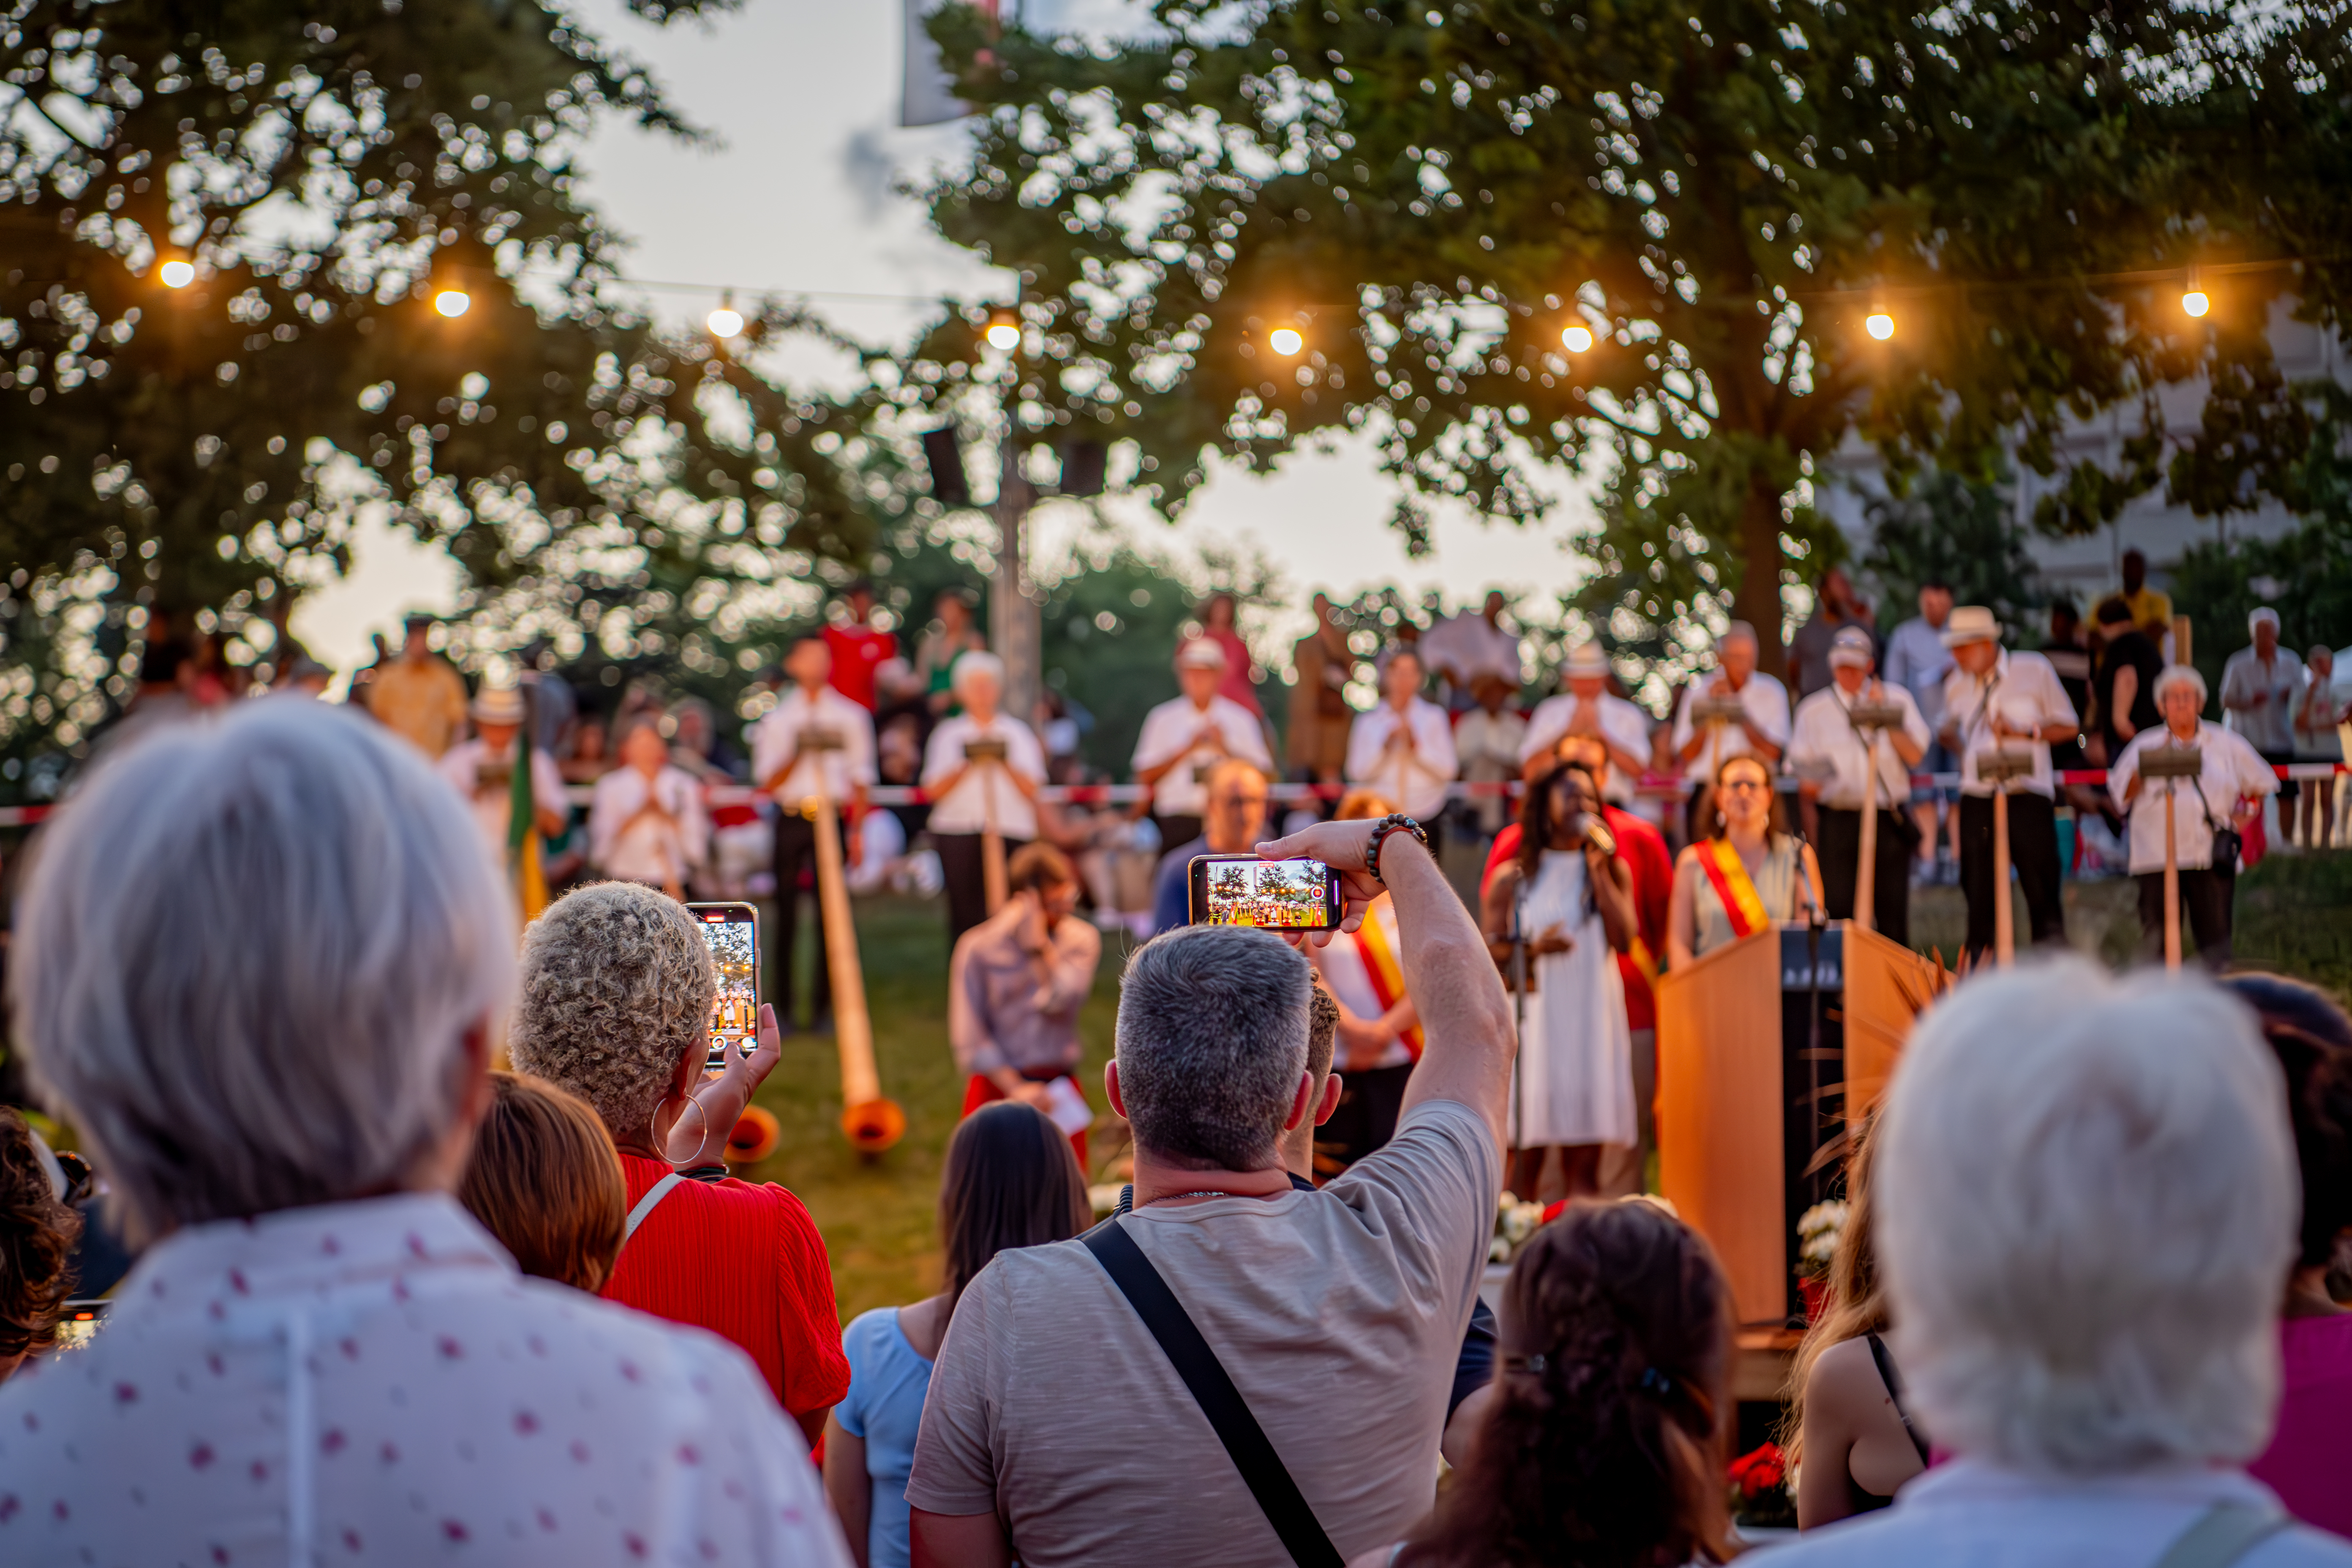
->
[654, 1092, 710, 1161]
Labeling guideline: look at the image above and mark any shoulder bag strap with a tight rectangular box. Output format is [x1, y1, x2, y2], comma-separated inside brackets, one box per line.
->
[1081, 1220, 1345, 1568]
[623, 1171, 686, 1243]
[2151, 1503, 2289, 1568]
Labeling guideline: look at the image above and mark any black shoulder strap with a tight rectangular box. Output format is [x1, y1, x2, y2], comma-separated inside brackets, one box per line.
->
[1865, 1331, 1932, 1466]
[1081, 1220, 1344, 1568]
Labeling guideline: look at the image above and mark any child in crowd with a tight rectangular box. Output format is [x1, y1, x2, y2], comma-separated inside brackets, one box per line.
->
[823, 1102, 1090, 1568]
[456, 1072, 628, 1294]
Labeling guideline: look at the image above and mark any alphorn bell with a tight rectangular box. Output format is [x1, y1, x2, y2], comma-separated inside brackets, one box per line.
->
[964, 736, 1010, 915]
[1979, 747, 2037, 965]
[795, 729, 904, 1155]
[2139, 744, 2205, 974]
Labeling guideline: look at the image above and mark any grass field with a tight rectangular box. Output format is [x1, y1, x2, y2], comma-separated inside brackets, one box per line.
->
[730, 853, 2351, 1320]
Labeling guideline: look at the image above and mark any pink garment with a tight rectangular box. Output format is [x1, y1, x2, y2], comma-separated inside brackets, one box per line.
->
[2248, 1312, 2352, 1537]
[1184, 628, 1263, 716]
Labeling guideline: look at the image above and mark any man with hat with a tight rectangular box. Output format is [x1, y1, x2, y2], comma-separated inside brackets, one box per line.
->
[1788, 625, 1930, 944]
[366, 614, 470, 759]
[1938, 605, 2080, 961]
[1519, 642, 1653, 806]
[436, 683, 568, 866]
[1133, 637, 1274, 849]
[753, 634, 878, 1032]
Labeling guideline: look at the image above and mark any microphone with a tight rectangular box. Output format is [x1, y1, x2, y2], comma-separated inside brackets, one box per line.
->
[1576, 812, 1617, 856]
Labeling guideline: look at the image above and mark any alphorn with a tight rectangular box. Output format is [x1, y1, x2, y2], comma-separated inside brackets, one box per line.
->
[1844, 700, 1910, 934]
[796, 729, 904, 1154]
[965, 736, 1010, 915]
[1978, 748, 2037, 965]
[2139, 744, 2205, 973]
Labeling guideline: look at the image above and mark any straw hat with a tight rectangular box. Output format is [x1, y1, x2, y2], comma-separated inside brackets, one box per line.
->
[471, 684, 526, 724]
[1939, 605, 2001, 648]
[1564, 642, 1610, 678]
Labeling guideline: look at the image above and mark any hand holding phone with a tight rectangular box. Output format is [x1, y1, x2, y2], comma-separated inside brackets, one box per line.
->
[1188, 854, 1345, 931]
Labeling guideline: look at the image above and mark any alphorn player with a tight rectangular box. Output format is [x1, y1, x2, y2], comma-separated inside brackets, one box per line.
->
[751, 634, 876, 1033]
[920, 651, 1047, 946]
[1788, 625, 1929, 945]
[1668, 621, 1790, 845]
[1939, 605, 2077, 966]
[2109, 664, 2274, 969]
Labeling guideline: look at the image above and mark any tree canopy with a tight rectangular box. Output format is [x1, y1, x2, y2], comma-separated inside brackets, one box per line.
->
[0, 0, 890, 776]
[918, 0, 2352, 671]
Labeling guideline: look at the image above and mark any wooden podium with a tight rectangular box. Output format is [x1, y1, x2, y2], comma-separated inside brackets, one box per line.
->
[1658, 921, 1944, 1326]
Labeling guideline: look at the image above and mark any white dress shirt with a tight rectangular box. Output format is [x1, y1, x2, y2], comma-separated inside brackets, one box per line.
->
[1346, 697, 1460, 820]
[1519, 691, 1655, 801]
[0, 1194, 850, 1568]
[1941, 650, 2079, 799]
[1883, 616, 1957, 732]
[1787, 682, 1930, 811]
[2109, 721, 2278, 873]
[2221, 646, 2306, 754]
[436, 738, 569, 860]
[1132, 694, 1274, 817]
[1668, 672, 1792, 781]
[751, 684, 879, 806]
[922, 713, 1047, 838]
[589, 762, 711, 886]
[1742, 1456, 2347, 1568]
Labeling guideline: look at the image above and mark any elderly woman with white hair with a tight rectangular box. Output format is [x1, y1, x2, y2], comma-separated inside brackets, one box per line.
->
[2110, 664, 2277, 967]
[0, 703, 847, 1565]
[920, 649, 1047, 943]
[1750, 963, 2352, 1568]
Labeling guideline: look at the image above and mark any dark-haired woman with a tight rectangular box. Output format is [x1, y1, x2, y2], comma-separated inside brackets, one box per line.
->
[0, 1107, 79, 1383]
[1372, 1198, 1737, 1568]
[1481, 760, 1638, 1203]
[1666, 753, 1820, 969]
[2225, 972, 2352, 1537]
[824, 1102, 1090, 1568]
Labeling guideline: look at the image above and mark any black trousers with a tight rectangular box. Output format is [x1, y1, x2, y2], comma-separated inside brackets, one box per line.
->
[936, 831, 1030, 947]
[1813, 806, 1914, 947]
[1154, 814, 1203, 855]
[770, 811, 844, 1027]
[1957, 791, 2066, 961]
[1313, 1062, 1415, 1179]
[2136, 868, 2237, 967]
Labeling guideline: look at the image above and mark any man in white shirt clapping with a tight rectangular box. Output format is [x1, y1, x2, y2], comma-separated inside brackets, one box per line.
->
[1347, 648, 1459, 847]
[1133, 639, 1274, 849]
[751, 635, 877, 1033]
[1520, 642, 1652, 806]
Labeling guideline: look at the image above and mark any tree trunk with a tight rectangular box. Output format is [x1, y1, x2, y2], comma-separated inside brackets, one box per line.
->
[1733, 479, 1788, 674]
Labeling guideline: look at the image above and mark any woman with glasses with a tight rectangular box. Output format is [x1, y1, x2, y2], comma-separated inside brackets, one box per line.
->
[1666, 754, 1818, 968]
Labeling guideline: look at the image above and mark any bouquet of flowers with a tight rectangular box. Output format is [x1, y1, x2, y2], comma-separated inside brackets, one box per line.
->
[1490, 1191, 1546, 1263]
[1727, 1441, 1797, 1529]
[1795, 1199, 1848, 1280]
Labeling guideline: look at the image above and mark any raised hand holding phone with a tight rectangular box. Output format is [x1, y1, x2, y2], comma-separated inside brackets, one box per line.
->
[659, 1002, 785, 1167]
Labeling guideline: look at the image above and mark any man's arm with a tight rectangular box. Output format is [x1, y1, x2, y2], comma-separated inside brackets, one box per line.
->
[911, 1510, 1013, 1568]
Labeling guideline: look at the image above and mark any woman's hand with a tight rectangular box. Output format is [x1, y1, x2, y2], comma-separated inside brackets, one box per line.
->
[661, 1003, 785, 1166]
[1527, 922, 1575, 957]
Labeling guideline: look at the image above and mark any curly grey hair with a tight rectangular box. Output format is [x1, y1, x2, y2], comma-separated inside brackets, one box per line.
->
[509, 882, 715, 1141]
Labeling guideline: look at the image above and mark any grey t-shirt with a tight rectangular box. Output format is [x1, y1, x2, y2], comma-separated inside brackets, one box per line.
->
[905, 1097, 1502, 1568]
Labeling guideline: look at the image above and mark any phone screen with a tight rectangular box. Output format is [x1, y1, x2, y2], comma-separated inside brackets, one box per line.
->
[1187, 855, 1343, 930]
[686, 903, 760, 1069]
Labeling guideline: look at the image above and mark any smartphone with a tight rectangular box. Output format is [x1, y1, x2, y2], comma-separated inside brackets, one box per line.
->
[1187, 855, 1345, 931]
[686, 902, 760, 1069]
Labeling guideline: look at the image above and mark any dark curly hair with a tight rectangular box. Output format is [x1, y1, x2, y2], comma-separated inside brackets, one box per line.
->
[1400, 1200, 1734, 1568]
[2221, 973, 2352, 1271]
[0, 1108, 81, 1361]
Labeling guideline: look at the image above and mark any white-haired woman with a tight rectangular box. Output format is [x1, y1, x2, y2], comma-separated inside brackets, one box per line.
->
[1748, 962, 2352, 1568]
[0, 703, 847, 1565]
[508, 881, 849, 1448]
[920, 650, 1046, 944]
[2109, 665, 2277, 967]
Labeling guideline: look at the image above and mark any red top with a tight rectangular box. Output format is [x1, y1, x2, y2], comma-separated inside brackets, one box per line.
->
[1482, 806, 1672, 1032]
[824, 622, 898, 712]
[604, 1153, 852, 1423]
[2248, 1313, 2352, 1536]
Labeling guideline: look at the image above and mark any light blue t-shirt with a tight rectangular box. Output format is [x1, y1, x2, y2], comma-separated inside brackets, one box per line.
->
[836, 1306, 936, 1568]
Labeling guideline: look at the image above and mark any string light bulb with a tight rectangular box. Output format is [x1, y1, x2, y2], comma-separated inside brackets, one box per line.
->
[433, 287, 472, 318]
[158, 259, 196, 289]
[1561, 324, 1595, 354]
[1268, 326, 1305, 357]
[983, 307, 1021, 352]
[706, 293, 745, 338]
[1865, 310, 1895, 341]
[2182, 268, 2210, 318]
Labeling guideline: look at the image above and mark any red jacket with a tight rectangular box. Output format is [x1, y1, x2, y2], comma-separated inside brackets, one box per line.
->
[1481, 806, 1671, 1032]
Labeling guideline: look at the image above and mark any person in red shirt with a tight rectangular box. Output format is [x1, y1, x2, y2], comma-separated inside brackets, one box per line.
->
[506, 881, 850, 1447]
[824, 580, 898, 713]
[1484, 734, 1671, 1198]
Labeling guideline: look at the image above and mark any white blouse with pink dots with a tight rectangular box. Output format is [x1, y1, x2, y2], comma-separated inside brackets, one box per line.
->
[0, 1192, 849, 1566]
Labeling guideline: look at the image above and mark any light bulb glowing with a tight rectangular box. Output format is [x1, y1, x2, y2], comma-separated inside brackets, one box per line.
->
[707, 305, 745, 338]
[1561, 324, 1595, 354]
[1865, 311, 1895, 341]
[2182, 289, 2210, 318]
[1268, 327, 1305, 357]
[984, 321, 1022, 351]
[159, 259, 196, 289]
[433, 288, 472, 318]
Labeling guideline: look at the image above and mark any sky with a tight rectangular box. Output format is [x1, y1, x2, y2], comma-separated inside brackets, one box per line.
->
[293, 0, 1601, 671]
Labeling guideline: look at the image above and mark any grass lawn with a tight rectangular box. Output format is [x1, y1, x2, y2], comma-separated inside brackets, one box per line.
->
[728, 896, 1128, 1323]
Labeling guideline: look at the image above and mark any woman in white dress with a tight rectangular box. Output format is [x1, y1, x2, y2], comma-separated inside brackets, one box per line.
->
[588, 715, 710, 898]
[1481, 758, 1638, 1201]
